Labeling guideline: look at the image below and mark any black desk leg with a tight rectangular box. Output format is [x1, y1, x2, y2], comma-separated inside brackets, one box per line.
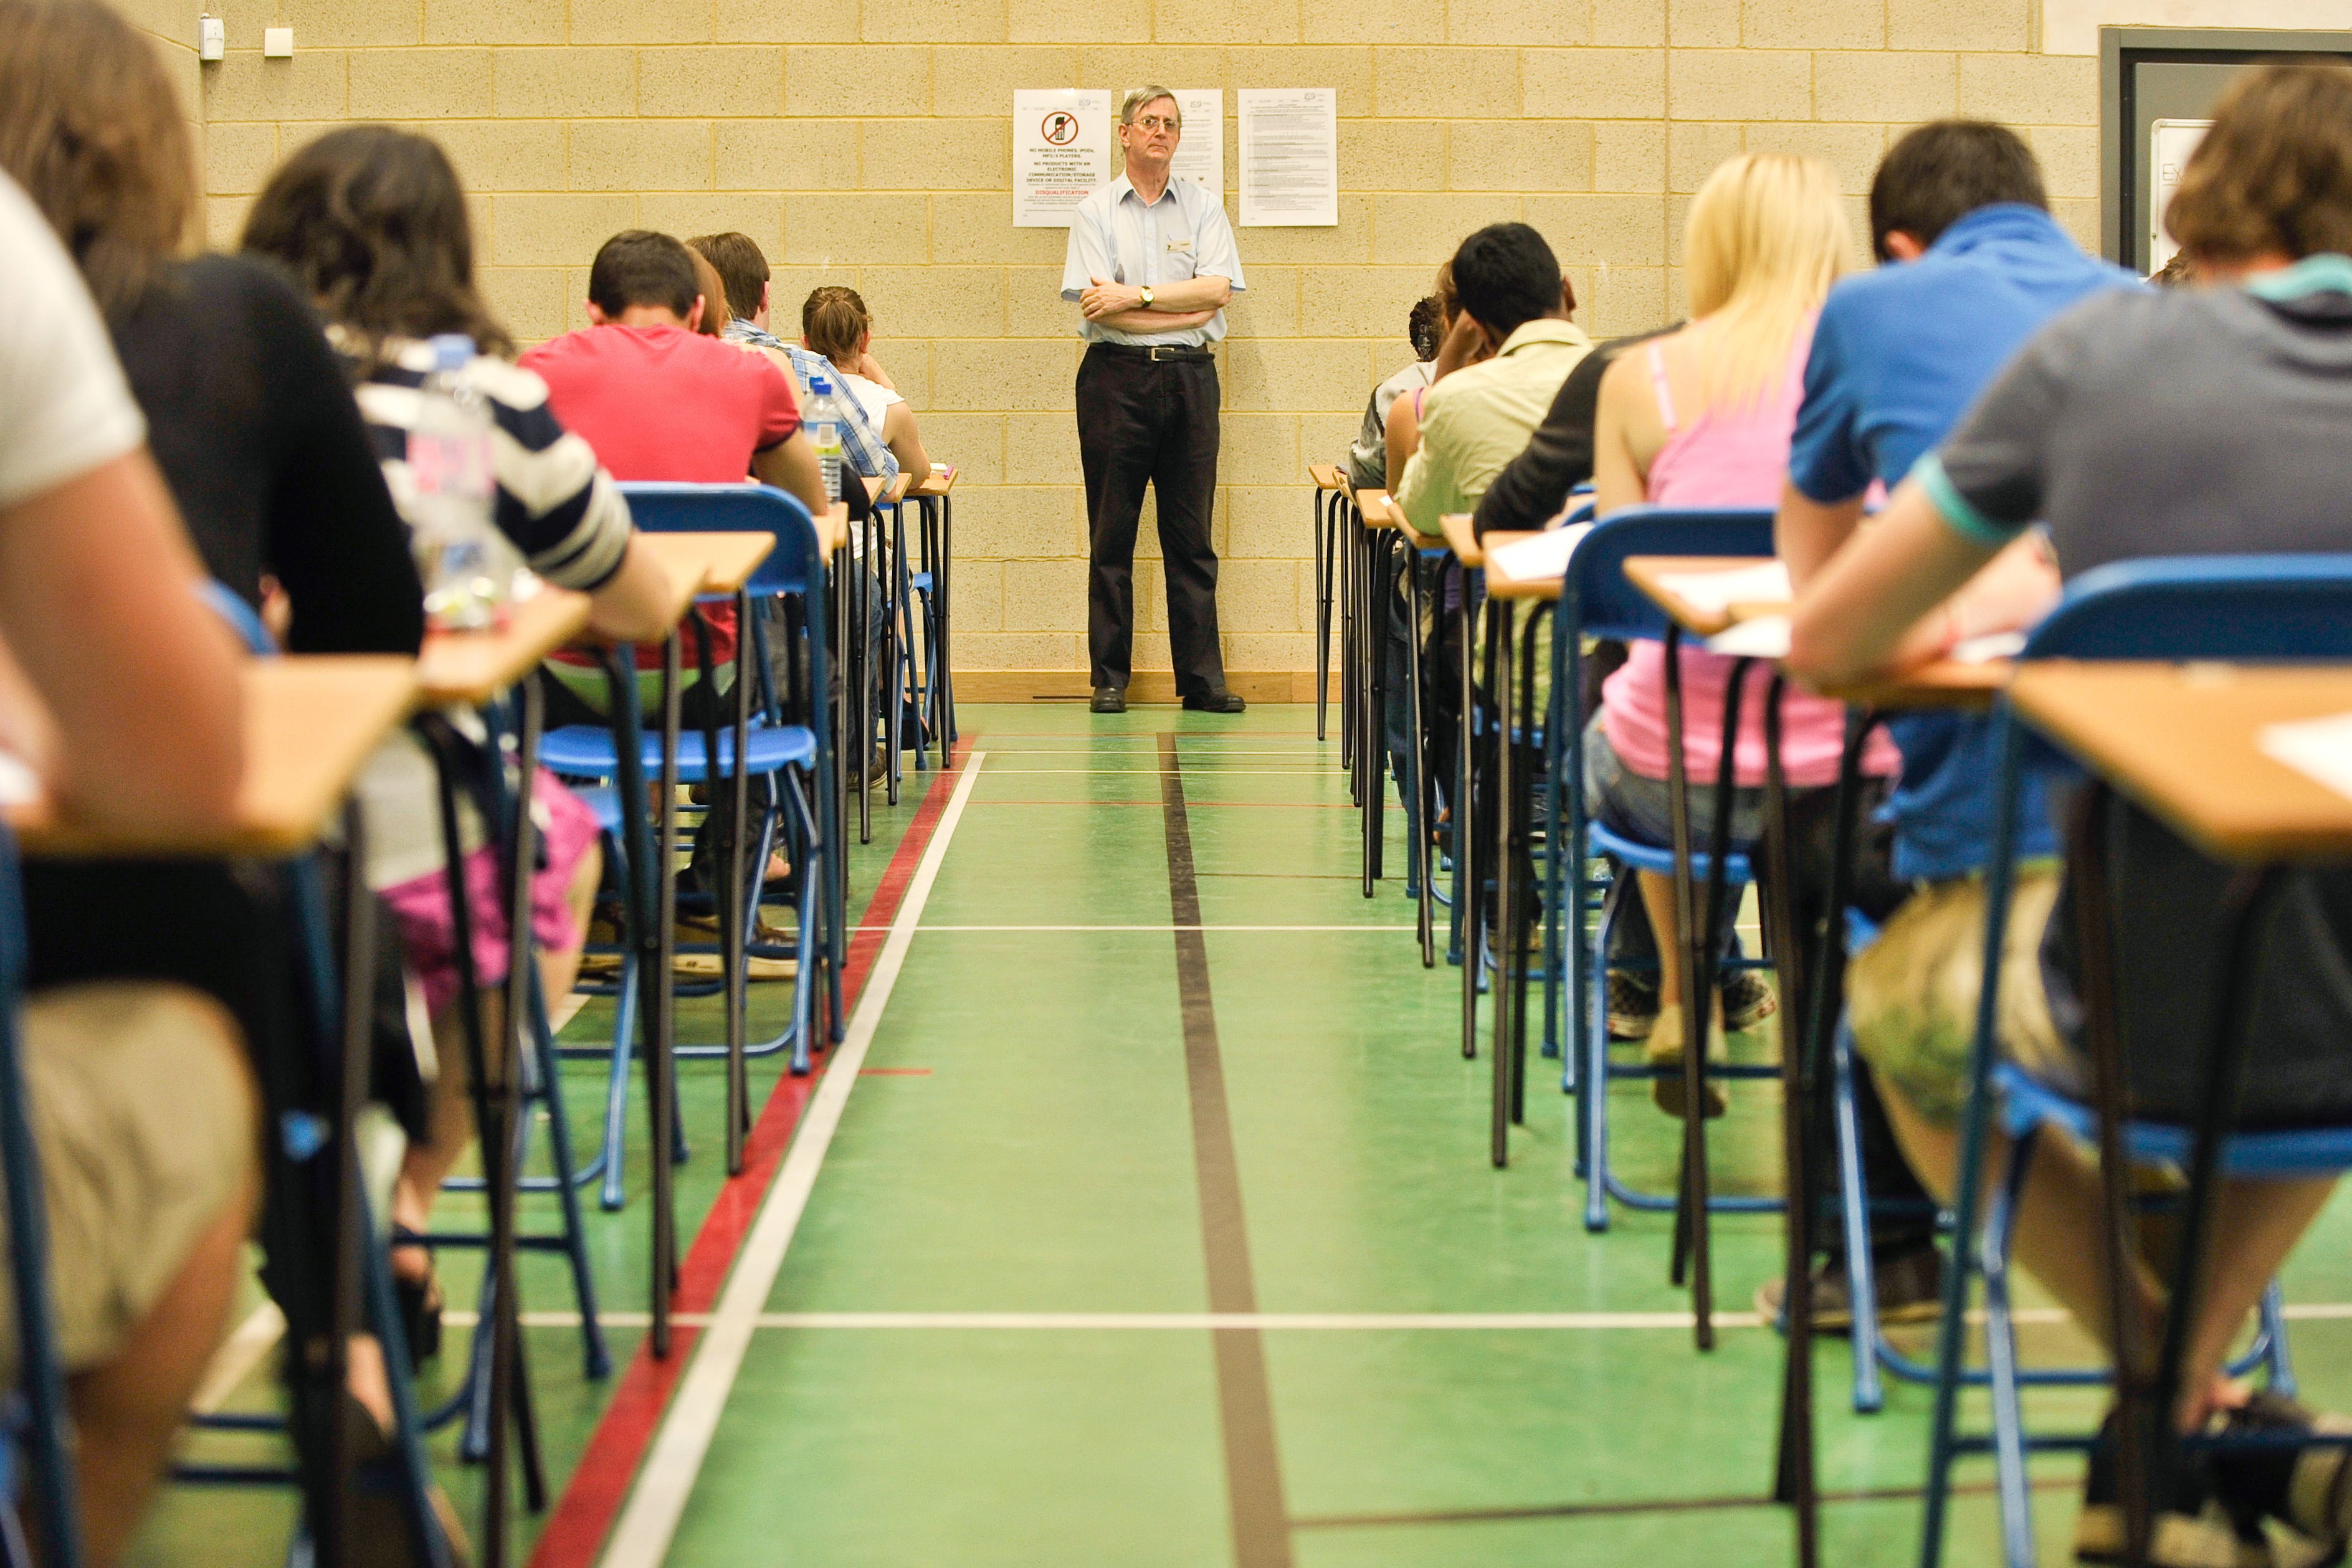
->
[1509, 605, 1543, 1126]
[1406, 554, 1435, 969]
[728, 591, 753, 1171]
[653, 634, 682, 1340]
[1659, 627, 1721, 1349]
[1315, 490, 1331, 743]
[1490, 599, 1518, 1167]
[1460, 570, 1483, 1062]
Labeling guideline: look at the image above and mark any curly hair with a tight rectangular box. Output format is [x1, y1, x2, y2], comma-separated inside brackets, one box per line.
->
[242, 124, 513, 360]
[0, 0, 196, 317]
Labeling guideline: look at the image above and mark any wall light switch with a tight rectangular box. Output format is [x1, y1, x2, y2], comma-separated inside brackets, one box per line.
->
[198, 13, 224, 59]
[262, 26, 292, 55]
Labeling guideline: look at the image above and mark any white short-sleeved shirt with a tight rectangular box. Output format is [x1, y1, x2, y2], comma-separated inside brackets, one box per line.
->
[1059, 174, 1247, 348]
[839, 370, 902, 432]
[0, 173, 145, 508]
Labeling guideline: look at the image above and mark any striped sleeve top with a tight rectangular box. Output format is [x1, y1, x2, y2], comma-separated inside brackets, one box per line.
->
[345, 331, 635, 592]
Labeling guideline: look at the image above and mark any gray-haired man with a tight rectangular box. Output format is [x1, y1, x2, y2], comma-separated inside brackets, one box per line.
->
[1060, 85, 1248, 714]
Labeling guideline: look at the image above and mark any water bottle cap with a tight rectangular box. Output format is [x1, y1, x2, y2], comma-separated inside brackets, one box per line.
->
[808, 373, 831, 396]
[428, 333, 473, 373]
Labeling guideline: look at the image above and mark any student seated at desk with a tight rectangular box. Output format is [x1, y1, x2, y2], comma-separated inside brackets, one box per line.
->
[1588, 152, 1897, 1118]
[1348, 294, 1440, 495]
[1769, 121, 2133, 1330]
[0, 164, 257, 1568]
[1789, 62, 2352, 1562]
[800, 285, 933, 490]
[243, 123, 687, 1359]
[687, 232, 899, 498]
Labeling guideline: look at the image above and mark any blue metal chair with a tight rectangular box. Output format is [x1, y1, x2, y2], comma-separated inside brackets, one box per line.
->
[1921, 556, 2352, 1568]
[1541, 507, 1781, 1232]
[541, 485, 842, 1207]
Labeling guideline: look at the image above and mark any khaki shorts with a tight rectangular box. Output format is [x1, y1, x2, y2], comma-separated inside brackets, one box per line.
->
[0, 984, 252, 1382]
[1847, 868, 2085, 1126]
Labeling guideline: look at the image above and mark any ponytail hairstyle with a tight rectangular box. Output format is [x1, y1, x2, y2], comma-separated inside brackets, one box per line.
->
[800, 284, 872, 368]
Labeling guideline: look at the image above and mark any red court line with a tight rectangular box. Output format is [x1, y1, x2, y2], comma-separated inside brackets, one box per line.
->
[527, 743, 970, 1568]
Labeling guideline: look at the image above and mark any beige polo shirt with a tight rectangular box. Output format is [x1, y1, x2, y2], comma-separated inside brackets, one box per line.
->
[1394, 317, 1593, 536]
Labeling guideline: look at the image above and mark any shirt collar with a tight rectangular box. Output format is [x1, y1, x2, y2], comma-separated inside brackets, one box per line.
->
[2243, 253, 2352, 302]
[1925, 202, 2072, 260]
[725, 317, 784, 348]
[1110, 173, 1178, 208]
[1493, 318, 1592, 356]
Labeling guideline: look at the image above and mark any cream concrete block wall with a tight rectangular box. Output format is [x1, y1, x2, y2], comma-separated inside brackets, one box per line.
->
[183, 0, 2098, 685]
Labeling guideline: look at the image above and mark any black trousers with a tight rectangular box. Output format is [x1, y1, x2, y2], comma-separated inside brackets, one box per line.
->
[1076, 344, 1227, 695]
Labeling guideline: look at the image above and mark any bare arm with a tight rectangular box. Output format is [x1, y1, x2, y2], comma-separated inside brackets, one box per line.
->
[1784, 478, 2001, 687]
[880, 403, 931, 488]
[1776, 482, 1868, 591]
[1080, 273, 1231, 320]
[1431, 311, 1493, 384]
[856, 350, 897, 392]
[1091, 306, 1217, 333]
[753, 431, 831, 517]
[0, 450, 242, 831]
[582, 535, 688, 644]
[1384, 392, 1421, 493]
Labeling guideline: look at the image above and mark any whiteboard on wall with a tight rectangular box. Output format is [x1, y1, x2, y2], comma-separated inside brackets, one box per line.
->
[2149, 118, 2209, 270]
[2046, 0, 2352, 52]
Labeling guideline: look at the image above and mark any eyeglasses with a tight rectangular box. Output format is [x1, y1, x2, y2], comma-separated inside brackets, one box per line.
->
[1131, 115, 1179, 131]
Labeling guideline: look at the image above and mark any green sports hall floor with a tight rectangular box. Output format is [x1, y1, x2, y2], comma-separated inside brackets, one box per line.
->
[137, 701, 2352, 1568]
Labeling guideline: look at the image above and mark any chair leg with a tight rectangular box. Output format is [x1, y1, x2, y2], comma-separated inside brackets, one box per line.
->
[1984, 1129, 2041, 1568]
[1833, 1020, 1887, 1415]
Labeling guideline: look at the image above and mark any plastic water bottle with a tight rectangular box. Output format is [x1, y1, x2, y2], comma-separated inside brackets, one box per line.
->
[806, 372, 844, 501]
[406, 333, 515, 631]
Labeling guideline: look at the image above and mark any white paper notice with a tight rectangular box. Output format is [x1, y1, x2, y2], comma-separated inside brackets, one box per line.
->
[1706, 615, 1793, 659]
[1013, 88, 1111, 228]
[2150, 118, 2209, 271]
[2259, 711, 2352, 802]
[1237, 87, 1337, 227]
[1485, 523, 1593, 582]
[1135, 88, 1222, 197]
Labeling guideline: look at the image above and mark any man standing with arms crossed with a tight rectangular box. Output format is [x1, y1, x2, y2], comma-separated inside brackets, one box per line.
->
[1062, 86, 1248, 715]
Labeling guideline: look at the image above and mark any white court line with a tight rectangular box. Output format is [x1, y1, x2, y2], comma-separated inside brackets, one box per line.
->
[598, 750, 986, 1568]
[477, 1302, 2352, 1334]
[191, 1301, 288, 1414]
[851, 923, 1421, 933]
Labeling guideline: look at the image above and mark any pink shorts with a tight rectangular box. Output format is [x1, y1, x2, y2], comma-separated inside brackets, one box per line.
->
[381, 771, 601, 1015]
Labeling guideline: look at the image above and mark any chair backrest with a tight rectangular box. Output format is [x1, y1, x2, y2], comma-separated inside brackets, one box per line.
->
[614, 482, 824, 599]
[1558, 505, 1776, 643]
[2022, 554, 2352, 662]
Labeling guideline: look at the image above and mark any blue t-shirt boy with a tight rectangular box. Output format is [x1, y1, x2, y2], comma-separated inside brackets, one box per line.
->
[1786, 202, 2136, 882]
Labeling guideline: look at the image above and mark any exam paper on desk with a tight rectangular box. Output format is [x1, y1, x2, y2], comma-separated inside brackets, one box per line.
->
[1655, 560, 1792, 615]
[2260, 710, 2352, 803]
[1484, 522, 1592, 581]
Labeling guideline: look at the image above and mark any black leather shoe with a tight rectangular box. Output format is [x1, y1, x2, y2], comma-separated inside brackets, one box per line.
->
[1182, 688, 1247, 714]
[1089, 685, 1126, 714]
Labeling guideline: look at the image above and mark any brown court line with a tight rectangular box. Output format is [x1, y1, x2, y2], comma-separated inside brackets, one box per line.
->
[1290, 1475, 2075, 1531]
[1159, 730, 1295, 1568]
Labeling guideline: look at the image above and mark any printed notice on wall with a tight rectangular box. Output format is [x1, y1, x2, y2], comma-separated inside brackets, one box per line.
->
[1013, 88, 1111, 227]
[1237, 87, 1337, 227]
[1144, 88, 1224, 197]
[2150, 118, 2209, 272]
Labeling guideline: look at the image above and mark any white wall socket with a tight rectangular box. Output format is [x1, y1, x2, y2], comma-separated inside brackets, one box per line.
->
[262, 25, 293, 55]
[197, 13, 224, 59]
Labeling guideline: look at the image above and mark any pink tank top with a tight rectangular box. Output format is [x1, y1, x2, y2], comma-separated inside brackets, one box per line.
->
[1599, 323, 1898, 789]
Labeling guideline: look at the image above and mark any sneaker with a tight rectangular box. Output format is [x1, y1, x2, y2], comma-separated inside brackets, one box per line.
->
[1721, 969, 1779, 1033]
[2206, 1390, 2352, 1561]
[1606, 971, 1659, 1042]
[1644, 1003, 1726, 1119]
[1753, 1244, 1944, 1335]
[2075, 1407, 2276, 1568]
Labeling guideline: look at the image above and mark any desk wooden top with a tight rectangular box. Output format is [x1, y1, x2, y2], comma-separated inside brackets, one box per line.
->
[416, 587, 591, 707]
[1821, 658, 2009, 715]
[1438, 513, 1481, 566]
[1480, 531, 1563, 602]
[1308, 463, 1346, 492]
[1352, 488, 1405, 531]
[12, 656, 416, 858]
[1623, 555, 1788, 637]
[821, 502, 850, 558]
[638, 531, 775, 597]
[884, 472, 913, 505]
[2011, 663, 2352, 863]
[861, 473, 883, 503]
[910, 464, 957, 497]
